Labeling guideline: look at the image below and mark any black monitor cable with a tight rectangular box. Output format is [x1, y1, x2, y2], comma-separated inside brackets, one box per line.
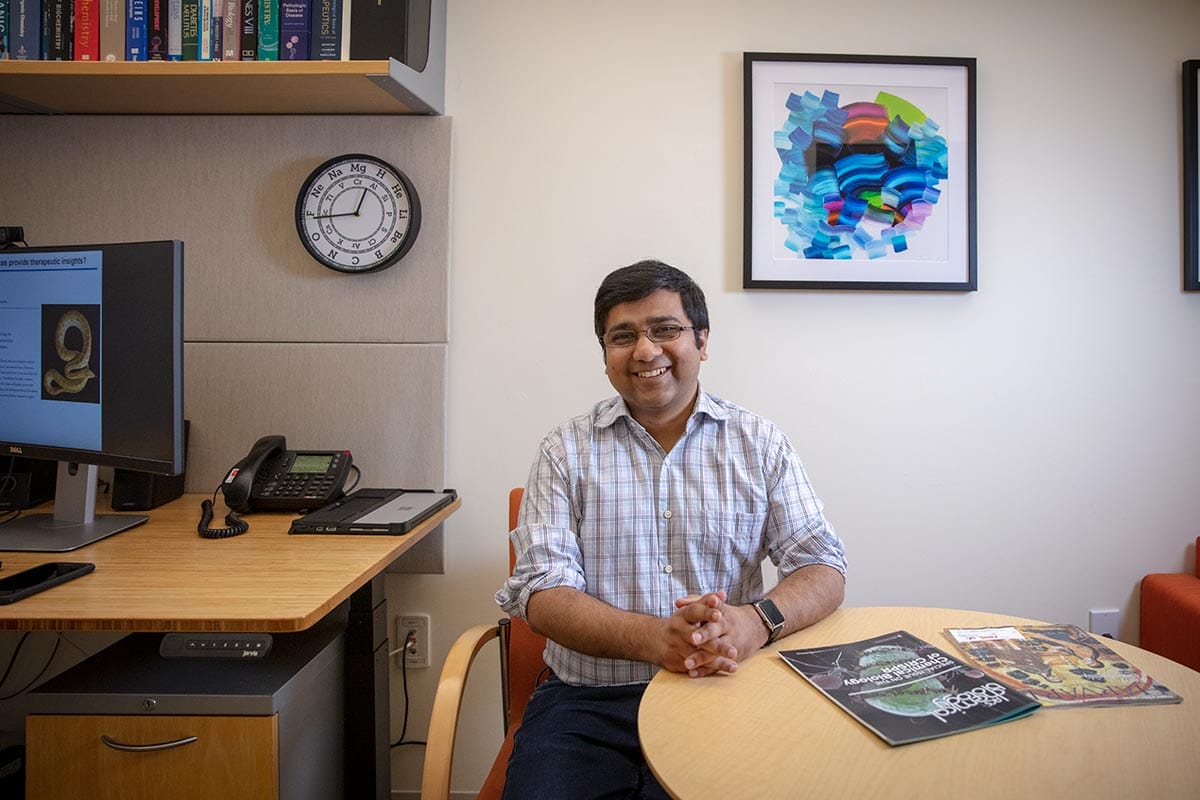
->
[0, 632, 63, 701]
[389, 629, 426, 750]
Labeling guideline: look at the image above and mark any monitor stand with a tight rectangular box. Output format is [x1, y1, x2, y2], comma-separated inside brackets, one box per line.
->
[0, 462, 148, 552]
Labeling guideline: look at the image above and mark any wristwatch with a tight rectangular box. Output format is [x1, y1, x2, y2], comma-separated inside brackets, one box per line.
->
[751, 598, 785, 645]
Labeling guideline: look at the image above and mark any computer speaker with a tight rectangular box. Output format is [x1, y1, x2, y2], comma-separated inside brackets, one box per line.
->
[111, 420, 190, 511]
[0, 457, 57, 510]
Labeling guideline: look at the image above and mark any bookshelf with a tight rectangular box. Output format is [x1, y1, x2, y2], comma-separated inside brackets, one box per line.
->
[0, 0, 444, 115]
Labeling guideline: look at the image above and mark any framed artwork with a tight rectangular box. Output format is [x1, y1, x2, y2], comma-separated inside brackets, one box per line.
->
[1185, 60, 1199, 291]
[744, 53, 977, 291]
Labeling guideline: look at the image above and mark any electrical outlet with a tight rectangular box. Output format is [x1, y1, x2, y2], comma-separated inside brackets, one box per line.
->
[1088, 608, 1120, 639]
[398, 613, 430, 668]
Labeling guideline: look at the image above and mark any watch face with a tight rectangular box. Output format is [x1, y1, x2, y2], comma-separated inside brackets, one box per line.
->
[295, 153, 422, 274]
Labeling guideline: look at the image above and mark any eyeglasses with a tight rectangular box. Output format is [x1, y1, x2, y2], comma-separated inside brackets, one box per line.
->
[600, 324, 695, 348]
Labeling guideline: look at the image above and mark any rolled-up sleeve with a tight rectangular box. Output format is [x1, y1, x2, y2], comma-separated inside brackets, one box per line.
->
[763, 428, 848, 579]
[495, 439, 588, 619]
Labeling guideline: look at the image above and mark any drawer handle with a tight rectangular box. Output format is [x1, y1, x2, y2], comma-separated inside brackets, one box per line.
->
[101, 734, 199, 752]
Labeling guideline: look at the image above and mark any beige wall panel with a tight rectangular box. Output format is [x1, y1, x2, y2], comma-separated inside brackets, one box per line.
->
[183, 342, 446, 495]
[0, 115, 450, 344]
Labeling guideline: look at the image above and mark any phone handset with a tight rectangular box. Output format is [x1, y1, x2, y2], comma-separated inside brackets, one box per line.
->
[197, 435, 286, 539]
[222, 435, 286, 513]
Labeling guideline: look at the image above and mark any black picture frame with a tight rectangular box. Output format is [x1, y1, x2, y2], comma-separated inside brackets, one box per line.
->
[744, 53, 977, 291]
[1185, 60, 1199, 291]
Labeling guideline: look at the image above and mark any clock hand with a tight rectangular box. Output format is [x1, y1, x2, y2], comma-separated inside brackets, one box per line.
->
[353, 187, 368, 216]
[313, 210, 356, 219]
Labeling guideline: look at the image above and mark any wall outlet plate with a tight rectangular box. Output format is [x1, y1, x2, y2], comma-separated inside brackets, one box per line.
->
[398, 613, 431, 668]
[1088, 608, 1120, 639]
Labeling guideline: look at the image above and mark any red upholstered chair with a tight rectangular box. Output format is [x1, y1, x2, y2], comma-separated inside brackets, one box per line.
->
[1139, 536, 1200, 672]
[421, 488, 548, 800]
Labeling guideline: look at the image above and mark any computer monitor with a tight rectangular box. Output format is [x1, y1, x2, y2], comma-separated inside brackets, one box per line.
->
[0, 240, 184, 552]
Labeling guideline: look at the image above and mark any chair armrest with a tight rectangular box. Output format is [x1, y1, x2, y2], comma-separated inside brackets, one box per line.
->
[421, 623, 501, 800]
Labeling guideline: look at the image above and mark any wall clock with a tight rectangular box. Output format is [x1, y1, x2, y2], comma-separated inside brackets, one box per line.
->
[294, 153, 422, 274]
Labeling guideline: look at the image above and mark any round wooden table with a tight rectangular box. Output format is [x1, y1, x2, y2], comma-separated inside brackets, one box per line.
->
[638, 606, 1200, 799]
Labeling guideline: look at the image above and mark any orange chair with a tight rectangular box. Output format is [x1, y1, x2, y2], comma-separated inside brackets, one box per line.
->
[421, 488, 547, 800]
[1139, 536, 1200, 672]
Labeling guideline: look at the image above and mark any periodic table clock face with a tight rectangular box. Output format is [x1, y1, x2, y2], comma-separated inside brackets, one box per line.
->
[295, 153, 422, 274]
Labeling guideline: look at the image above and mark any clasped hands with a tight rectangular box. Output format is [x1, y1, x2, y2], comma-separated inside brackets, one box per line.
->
[661, 590, 766, 678]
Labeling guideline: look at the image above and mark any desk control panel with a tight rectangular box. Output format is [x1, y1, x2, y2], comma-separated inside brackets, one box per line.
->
[159, 633, 273, 660]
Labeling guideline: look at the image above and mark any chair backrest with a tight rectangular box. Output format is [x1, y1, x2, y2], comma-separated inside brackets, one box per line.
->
[506, 487, 548, 728]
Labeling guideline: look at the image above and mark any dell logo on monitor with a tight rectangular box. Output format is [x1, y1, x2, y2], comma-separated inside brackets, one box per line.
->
[7, 447, 21, 454]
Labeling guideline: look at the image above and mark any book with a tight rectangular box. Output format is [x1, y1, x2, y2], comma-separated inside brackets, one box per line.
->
[347, 0, 403, 60]
[10, 0, 42, 59]
[310, 0, 338, 60]
[256, 0, 276, 59]
[220, 0, 237, 58]
[125, 0, 146, 59]
[238, 0, 255, 59]
[166, 0, 180, 59]
[944, 623, 1183, 708]
[73, 0, 98, 59]
[278, 0, 305, 59]
[99, 0, 125, 60]
[0, 0, 10, 60]
[44, 0, 71, 60]
[197, 0, 211, 59]
[779, 629, 1040, 746]
[145, 0, 166, 58]
[179, 0, 195, 58]
[210, 0, 222, 59]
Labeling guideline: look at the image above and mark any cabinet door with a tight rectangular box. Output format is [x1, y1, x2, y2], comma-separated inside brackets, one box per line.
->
[27, 714, 279, 800]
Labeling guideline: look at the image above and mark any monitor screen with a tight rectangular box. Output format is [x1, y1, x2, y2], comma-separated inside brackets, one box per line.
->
[0, 240, 184, 551]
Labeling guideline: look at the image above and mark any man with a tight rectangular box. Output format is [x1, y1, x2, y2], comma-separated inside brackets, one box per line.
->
[495, 260, 846, 799]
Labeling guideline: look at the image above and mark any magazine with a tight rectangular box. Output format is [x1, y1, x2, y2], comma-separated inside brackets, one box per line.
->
[944, 623, 1183, 708]
[779, 630, 1040, 746]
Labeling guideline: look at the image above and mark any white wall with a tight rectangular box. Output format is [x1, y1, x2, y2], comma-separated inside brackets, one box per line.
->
[385, 0, 1200, 794]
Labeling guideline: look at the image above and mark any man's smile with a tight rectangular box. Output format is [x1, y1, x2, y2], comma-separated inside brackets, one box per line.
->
[635, 366, 669, 379]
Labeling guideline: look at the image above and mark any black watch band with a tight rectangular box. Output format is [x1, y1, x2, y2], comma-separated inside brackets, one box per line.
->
[751, 598, 785, 645]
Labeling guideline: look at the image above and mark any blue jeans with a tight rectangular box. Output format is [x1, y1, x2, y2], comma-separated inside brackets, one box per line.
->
[500, 676, 672, 800]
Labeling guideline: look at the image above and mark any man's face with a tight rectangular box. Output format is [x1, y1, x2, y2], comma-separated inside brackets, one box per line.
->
[602, 289, 708, 426]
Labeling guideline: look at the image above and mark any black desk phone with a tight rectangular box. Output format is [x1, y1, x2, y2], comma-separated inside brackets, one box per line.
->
[222, 435, 353, 513]
[199, 435, 354, 539]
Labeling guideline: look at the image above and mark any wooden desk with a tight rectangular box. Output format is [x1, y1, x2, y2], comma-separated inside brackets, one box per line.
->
[1, 492, 460, 800]
[639, 606, 1200, 800]
[0, 493, 459, 632]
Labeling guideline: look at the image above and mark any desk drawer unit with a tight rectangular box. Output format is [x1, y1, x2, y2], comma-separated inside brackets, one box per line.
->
[25, 620, 343, 800]
[27, 714, 277, 799]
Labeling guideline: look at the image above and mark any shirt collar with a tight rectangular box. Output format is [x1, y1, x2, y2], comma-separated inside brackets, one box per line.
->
[594, 386, 728, 430]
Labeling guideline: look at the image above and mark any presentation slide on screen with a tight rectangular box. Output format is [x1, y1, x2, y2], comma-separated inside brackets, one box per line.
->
[0, 250, 103, 452]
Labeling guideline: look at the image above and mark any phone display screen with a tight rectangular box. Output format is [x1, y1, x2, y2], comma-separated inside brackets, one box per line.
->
[290, 454, 334, 474]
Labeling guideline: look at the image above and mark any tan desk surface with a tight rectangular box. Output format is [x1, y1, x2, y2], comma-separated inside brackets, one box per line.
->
[0, 493, 460, 633]
[639, 606, 1200, 800]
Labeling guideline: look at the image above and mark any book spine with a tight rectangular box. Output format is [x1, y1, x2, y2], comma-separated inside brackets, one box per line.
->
[310, 0, 338, 60]
[278, 0, 304, 59]
[0, 0, 9, 60]
[179, 0, 195, 58]
[125, 0, 146, 59]
[210, 0, 222, 59]
[238, 0, 254, 58]
[166, 0, 179, 58]
[337, 0, 346, 60]
[73, 0, 98, 59]
[11, 0, 41, 58]
[197, 0, 210, 59]
[219, 0, 237, 59]
[255, 0, 275, 59]
[347, 0, 404, 60]
[145, 0, 165, 58]
[44, 0, 71, 60]
[99, 0, 125, 59]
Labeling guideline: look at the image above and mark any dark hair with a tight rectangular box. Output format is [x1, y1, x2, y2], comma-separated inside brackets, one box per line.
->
[594, 260, 709, 350]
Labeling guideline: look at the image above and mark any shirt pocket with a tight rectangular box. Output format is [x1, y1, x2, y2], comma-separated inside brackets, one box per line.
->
[693, 509, 767, 594]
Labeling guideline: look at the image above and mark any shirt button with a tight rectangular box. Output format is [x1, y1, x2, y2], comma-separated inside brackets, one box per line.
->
[663, 510, 672, 519]
[663, 565, 673, 574]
